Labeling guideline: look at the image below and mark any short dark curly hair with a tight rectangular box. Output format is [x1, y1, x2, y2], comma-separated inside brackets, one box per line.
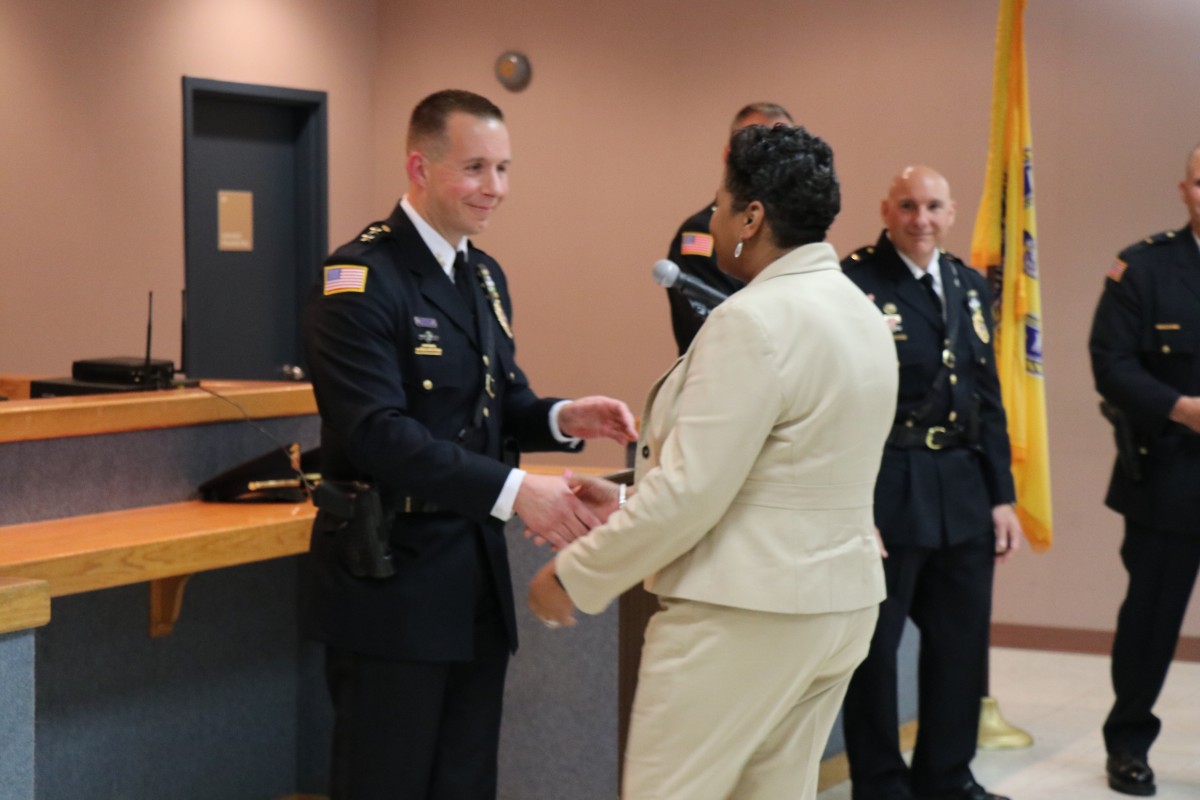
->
[407, 90, 504, 158]
[723, 125, 840, 248]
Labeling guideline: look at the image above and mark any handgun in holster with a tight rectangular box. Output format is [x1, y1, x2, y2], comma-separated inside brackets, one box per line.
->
[312, 480, 397, 579]
[1099, 399, 1144, 483]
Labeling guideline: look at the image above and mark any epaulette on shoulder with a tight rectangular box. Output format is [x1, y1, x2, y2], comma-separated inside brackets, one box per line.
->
[1120, 229, 1179, 258]
[846, 245, 877, 263]
[356, 221, 393, 245]
[1109, 231, 1182, 282]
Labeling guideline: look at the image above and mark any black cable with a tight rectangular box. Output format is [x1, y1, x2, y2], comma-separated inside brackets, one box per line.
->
[194, 383, 318, 496]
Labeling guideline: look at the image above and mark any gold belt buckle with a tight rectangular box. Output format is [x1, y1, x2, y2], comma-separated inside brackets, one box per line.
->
[925, 426, 947, 450]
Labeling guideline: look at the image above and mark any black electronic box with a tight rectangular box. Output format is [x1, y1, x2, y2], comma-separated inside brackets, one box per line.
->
[71, 356, 175, 386]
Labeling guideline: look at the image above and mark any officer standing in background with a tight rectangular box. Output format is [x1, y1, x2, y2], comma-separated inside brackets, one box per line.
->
[1089, 143, 1200, 798]
[840, 166, 1022, 800]
[664, 102, 793, 354]
[302, 89, 637, 799]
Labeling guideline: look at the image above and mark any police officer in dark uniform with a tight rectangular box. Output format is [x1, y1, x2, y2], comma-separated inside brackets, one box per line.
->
[841, 166, 1022, 800]
[664, 102, 793, 354]
[1088, 143, 1200, 798]
[302, 90, 636, 800]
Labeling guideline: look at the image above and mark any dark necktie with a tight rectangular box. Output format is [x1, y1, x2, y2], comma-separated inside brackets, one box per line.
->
[919, 272, 942, 317]
[453, 252, 475, 312]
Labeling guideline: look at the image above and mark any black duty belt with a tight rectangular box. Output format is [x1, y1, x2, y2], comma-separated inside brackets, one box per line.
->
[888, 423, 972, 450]
[400, 496, 440, 514]
[314, 482, 440, 515]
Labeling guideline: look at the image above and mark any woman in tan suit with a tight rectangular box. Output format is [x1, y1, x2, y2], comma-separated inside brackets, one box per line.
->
[529, 125, 898, 800]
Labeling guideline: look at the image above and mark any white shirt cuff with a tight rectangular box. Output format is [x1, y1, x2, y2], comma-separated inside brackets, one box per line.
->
[491, 468, 526, 521]
[549, 399, 582, 445]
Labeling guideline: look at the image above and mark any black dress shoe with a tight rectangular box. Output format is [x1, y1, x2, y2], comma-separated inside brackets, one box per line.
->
[917, 780, 1010, 800]
[1106, 753, 1156, 796]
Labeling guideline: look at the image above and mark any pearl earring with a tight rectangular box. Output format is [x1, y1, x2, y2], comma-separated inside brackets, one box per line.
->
[734, 241, 743, 259]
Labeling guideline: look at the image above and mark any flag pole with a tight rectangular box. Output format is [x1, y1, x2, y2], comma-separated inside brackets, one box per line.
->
[971, 0, 1050, 750]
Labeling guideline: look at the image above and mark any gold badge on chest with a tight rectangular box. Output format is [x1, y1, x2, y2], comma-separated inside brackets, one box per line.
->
[967, 290, 990, 344]
[477, 265, 514, 339]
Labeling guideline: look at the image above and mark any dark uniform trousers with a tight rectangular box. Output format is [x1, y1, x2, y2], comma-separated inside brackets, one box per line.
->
[1104, 521, 1200, 757]
[842, 537, 995, 799]
[325, 536, 511, 800]
[664, 204, 746, 354]
[303, 205, 578, 799]
[841, 234, 1015, 800]
[1090, 227, 1200, 759]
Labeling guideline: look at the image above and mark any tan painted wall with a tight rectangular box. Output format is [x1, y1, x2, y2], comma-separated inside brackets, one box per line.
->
[0, 0, 378, 376]
[4, 0, 1199, 636]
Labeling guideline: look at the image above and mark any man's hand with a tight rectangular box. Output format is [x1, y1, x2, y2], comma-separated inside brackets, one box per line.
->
[558, 396, 638, 445]
[992, 503, 1023, 563]
[528, 559, 577, 628]
[514, 473, 601, 550]
[1169, 395, 1200, 433]
[873, 526, 889, 559]
[565, 469, 622, 524]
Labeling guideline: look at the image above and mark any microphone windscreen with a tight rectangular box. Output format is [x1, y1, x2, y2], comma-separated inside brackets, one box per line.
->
[651, 259, 680, 288]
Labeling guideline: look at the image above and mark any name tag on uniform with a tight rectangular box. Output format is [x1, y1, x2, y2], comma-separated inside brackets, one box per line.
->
[414, 343, 443, 357]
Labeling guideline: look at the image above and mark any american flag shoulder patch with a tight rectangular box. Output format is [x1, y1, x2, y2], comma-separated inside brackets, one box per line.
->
[324, 264, 369, 295]
[679, 232, 714, 257]
[1107, 258, 1127, 283]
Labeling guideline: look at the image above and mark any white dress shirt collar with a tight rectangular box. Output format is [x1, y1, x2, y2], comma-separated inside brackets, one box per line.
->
[895, 244, 944, 304]
[399, 195, 468, 279]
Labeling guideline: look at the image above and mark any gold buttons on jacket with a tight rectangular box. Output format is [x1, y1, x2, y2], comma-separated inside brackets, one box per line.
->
[422, 379, 433, 390]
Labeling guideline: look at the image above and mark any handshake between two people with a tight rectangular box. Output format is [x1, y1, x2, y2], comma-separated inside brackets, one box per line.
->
[524, 467, 629, 629]
[513, 395, 637, 632]
[512, 395, 637, 552]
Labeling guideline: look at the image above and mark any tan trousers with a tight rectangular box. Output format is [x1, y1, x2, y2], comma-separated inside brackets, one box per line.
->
[622, 599, 878, 800]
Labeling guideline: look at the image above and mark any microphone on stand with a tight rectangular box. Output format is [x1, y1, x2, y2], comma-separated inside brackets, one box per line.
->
[651, 259, 728, 310]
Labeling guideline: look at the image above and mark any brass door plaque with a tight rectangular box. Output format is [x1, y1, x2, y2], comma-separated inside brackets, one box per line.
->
[218, 190, 254, 251]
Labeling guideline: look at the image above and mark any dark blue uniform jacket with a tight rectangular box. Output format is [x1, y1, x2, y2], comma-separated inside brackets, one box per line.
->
[301, 205, 578, 661]
[844, 232, 1015, 549]
[1089, 226, 1200, 534]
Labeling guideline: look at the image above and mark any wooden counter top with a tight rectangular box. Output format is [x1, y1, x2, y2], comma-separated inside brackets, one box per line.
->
[0, 380, 317, 444]
[0, 578, 51, 635]
[0, 463, 615, 636]
[0, 500, 316, 598]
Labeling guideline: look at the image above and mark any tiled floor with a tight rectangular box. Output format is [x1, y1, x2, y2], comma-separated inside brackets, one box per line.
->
[819, 646, 1200, 799]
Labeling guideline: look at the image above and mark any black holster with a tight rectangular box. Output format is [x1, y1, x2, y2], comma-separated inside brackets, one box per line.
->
[312, 481, 397, 579]
[1099, 400, 1144, 483]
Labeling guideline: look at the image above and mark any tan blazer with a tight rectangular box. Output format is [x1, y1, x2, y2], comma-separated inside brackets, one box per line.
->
[557, 243, 898, 616]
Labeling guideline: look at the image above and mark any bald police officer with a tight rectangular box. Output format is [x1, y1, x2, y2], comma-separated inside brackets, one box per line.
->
[840, 166, 1021, 800]
[1089, 143, 1200, 797]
